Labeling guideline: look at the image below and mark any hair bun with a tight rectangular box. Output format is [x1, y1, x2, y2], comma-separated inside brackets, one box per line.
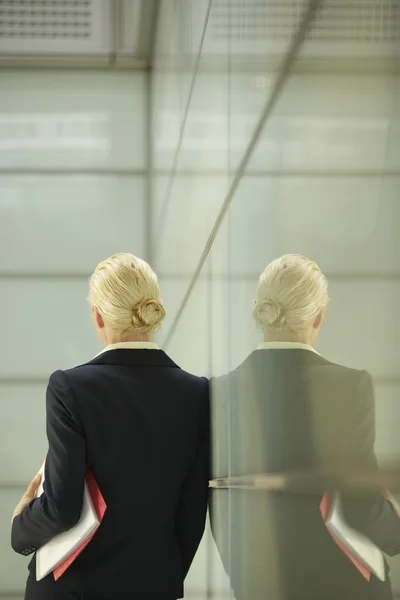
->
[132, 298, 166, 334]
[254, 298, 286, 330]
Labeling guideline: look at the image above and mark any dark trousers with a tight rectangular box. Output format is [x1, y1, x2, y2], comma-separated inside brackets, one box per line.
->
[25, 573, 176, 600]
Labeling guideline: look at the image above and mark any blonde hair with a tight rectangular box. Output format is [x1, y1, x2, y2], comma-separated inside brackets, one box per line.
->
[88, 253, 166, 338]
[253, 254, 328, 338]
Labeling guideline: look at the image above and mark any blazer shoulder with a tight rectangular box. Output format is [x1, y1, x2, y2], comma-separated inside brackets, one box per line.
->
[211, 372, 230, 392]
[48, 368, 74, 394]
[211, 362, 247, 406]
[317, 357, 372, 382]
[176, 368, 209, 391]
[313, 360, 374, 413]
[52, 362, 102, 384]
[170, 370, 209, 418]
[212, 354, 253, 387]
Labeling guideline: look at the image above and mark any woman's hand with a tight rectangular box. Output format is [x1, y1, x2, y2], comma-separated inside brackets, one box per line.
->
[11, 473, 42, 524]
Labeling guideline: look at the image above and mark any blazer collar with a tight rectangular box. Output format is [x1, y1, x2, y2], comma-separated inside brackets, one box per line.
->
[95, 341, 160, 357]
[85, 348, 180, 369]
[247, 346, 328, 368]
[257, 341, 319, 354]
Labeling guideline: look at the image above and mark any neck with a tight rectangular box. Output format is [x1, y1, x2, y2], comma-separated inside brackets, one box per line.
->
[107, 333, 152, 345]
[263, 335, 312, 344]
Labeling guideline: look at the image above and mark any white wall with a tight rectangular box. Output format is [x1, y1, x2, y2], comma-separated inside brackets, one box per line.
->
[0, 69, 147, 597]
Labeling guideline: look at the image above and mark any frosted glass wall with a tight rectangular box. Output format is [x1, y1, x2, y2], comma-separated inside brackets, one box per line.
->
[0, 69, 147, 597]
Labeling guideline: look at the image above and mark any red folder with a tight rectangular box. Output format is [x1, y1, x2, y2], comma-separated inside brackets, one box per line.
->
[320, 492, 370, 581]
[53, 471, 107, 581]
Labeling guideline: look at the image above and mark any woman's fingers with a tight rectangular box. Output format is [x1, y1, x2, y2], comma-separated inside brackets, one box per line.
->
[25, 473, 42, 498]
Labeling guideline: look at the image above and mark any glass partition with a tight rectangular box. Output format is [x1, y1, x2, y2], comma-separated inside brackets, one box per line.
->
[151, 1, 400, 598]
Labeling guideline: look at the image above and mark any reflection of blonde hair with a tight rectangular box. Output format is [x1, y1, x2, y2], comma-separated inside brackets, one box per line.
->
[88, 253, 166, 338]
[253, 254, 328, 338]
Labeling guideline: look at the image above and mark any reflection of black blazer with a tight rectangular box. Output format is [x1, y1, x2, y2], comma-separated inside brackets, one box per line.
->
[211, 349, 400, 600]
[12, 349, 209, 599]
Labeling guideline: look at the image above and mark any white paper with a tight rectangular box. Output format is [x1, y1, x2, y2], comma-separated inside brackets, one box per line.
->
[326, 492, 385, 582]
[35, 463, 99, 581]
[36, 461, 45, 498]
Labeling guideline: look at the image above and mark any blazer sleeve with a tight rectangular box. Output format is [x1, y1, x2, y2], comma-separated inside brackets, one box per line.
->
[175, 378, 210, 578]
[341, 370, 400, 556]
[11, 370, 86, 555]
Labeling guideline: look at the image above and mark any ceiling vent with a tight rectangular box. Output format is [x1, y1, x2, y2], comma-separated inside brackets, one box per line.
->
[188, 0, 400, 60]
[0, 0, 111, 55]
[0, 0, 157, 67]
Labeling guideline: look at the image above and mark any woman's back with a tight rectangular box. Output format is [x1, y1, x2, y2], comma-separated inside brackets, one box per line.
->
[215, 348, 370, 474]
[45, 348, 209, 598]
[212, 347, 394, 600]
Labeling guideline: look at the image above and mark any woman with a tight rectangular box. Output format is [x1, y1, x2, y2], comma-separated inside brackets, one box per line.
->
[11, 253, 209, 600]
[211, 254, 400, 600]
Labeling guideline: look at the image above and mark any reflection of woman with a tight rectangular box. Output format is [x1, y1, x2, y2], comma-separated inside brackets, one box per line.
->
[12, 254, 209, 600]
[212, 254, 400, 600]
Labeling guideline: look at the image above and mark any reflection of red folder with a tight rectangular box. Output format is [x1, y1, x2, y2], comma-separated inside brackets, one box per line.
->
[320, 492, 370, 581]
[53, 471, 107, 581]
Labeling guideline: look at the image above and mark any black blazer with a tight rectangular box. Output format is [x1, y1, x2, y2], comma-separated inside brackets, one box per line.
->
[211, 348, 400, 600]
[12, 349, 209, 599]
